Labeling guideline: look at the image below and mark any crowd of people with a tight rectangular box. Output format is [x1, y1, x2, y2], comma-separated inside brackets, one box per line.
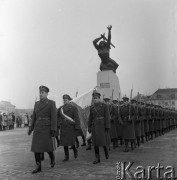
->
[27, 85, 177, 174]
[0, 112, 15, 131]
[0, 112, 31, 131]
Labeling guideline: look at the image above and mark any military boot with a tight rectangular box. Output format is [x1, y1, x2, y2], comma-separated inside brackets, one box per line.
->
[62, 146, 69, 162]
[32, 153, 41, 174]
[86, 139, 92, 150]
[75, 137, 79, 148]
[93, 146, 100, 164]
[48, 152, 55, 168]
[81, 135, 86, 146]
[72, 145, 78, 159]
[103, 146, 109, 159]
[123, 140, 129, 152]
[40, 152, 44, 161]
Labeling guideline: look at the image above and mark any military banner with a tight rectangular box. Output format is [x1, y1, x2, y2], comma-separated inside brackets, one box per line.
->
[71, 89, 93, 139]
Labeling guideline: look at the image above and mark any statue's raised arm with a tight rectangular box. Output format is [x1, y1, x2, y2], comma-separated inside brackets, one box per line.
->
[107, 25, 112, 49]
[93, 25, 119, 73]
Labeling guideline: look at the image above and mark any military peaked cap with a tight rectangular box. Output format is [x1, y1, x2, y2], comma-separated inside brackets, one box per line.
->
[104, 98, 110, 101]
[122, 97, 129, 101]
[113, 100, 118, 103]
[131, 99, 137, 103]
[63, 94, 72, 100]
[92, 90, 101, 98]
[39, 85, 49, 93]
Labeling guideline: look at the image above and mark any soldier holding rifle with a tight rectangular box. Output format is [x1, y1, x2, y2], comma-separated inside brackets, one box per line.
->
[120, 96, 136, 152]
[88, 91, 110, 164]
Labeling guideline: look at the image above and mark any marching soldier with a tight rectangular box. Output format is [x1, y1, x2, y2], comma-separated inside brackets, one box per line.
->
[88, 91, 110, 164]
[120, 97, 136, 152]
[57, 94, 80, 162]
[28, 85, 57, 174]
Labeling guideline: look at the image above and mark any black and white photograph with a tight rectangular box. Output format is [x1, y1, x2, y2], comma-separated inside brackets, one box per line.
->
[0, 0, 177, 179]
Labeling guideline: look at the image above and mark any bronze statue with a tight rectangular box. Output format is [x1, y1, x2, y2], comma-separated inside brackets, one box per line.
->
[93, 25, 119, 73]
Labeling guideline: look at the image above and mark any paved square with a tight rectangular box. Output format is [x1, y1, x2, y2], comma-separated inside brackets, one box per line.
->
[0, 128, 177, 180]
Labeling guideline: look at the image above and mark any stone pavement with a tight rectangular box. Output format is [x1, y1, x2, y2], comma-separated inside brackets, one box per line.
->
[0, 128, 177, 180]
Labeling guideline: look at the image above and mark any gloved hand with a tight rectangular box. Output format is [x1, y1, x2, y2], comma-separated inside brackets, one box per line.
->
[50, 130, 56, 137]
[88, 128, 91, 133]
[27, 127, 32, 135]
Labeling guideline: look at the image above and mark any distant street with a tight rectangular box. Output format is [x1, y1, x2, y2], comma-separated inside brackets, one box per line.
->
[0, 128, 177, 180]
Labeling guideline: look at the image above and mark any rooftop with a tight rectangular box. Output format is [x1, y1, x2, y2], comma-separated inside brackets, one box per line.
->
[153, 88, 177, 94]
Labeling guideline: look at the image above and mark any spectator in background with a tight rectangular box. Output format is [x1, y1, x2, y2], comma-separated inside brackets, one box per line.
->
[12, 112, 15, 129]
[0, 113, 2, 131]
[24, 113, 29, 127]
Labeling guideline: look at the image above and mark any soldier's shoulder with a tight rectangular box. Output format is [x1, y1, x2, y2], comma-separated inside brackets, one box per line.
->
[48, 99, 56, 104]
[101, 102, 108, 107]
[35, 101, 40, 106]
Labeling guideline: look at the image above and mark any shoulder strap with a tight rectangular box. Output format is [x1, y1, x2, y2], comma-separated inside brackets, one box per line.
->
[61, 108, 75, 123]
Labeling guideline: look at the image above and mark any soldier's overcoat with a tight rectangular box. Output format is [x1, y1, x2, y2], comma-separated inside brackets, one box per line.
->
[88, 102, 110, 146]
[120, 103, 136, 140]
[134, 105, 141, 138]
[149, 107, 154, 132]
[144, 106, 150, 134]
[57, 103, 80, 146]
[115, 105, 123, 138]
[109, 104, 118, 139]
[31, 98, 57, 152]
[140, 106, 145, 137]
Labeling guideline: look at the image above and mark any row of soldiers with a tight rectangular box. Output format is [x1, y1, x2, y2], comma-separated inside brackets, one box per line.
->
[28, 85, 177, 173]
[101, 96, 177, 153]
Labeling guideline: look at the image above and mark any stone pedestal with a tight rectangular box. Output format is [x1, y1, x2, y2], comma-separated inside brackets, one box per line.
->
[97, 70, 121, 101]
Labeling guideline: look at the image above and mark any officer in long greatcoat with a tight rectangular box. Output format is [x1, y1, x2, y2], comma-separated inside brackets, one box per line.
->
[88, 91, 110, 164]
[57, 94, 80, 162]
[28, 85, 57, 174]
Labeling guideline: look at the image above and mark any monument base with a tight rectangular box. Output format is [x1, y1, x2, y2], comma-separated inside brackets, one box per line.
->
[97, 70, 121, 101]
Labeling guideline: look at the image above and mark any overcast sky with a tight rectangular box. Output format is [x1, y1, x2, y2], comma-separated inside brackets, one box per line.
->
[0, 0, 177, 108]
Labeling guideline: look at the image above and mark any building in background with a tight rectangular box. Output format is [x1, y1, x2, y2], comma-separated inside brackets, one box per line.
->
[0, 101, 16, 113]
[149, 88, 177, 110]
